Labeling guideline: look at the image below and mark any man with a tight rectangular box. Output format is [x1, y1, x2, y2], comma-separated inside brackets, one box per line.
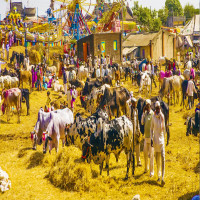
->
[36, 69, 42, 91]
[67, 84, 72, 108]
[6, 42, 9, 61]
[151, 61, 157, 88]
[141, 99, 154, 176]
[2, 41, 5, 60]
[129, 98, 141, 167]
[62, 66, 67, 95]
[146, 61, 151, 74]
[150, 101, 165, 186]
[96, 66, 100, 78]
[71, 85, 77, 112]
[186, 76, 197, 109]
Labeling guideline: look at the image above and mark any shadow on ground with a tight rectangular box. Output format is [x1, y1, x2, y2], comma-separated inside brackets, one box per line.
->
[27, 152, 44, 169]
[18, 147, 33, 158]
[178, 191, 199, 200]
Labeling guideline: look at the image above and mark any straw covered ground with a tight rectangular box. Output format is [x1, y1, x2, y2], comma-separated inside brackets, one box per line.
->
[0, 47, 199, 200]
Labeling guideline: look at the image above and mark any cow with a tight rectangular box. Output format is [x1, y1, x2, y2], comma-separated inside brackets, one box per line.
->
[137, 97, 170, 145]
[1, 88, 22, 123]
[43, 108, 74, 153]
[31, 108, 73, 151]
[185, 110, 200, 136]
[158, 70, 172, 88]
[160, 75, 184, 106]
[82, 79, 102, 96]
[98, 87, 130, 119]
[52, 81, 64, 92]
[135, 72, 151, 95]
[102, 75, 113, 86]
[82, 115, 135, 179]
[47, 66, 57, 74]
[20, 89, 30, 115]
[159, 76, 173, 105]
[67, 109, 109, 149]
[16, 69, 32, 90]
[77, 65, 88, 80]
[69, 79, 85, 88]
[11, 77, 19, 88]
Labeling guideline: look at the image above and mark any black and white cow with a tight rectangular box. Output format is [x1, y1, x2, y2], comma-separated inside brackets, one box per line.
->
[67, 109, 109, 149]
[185, 111, 200, 136]
[82, 115, 135, 179]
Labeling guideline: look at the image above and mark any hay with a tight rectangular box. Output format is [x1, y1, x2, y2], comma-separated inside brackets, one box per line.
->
[48, 146, 97, 192]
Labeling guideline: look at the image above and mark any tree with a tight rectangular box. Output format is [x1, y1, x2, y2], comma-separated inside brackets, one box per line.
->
[132, 2, 162, 32]
[158, 7, 169, 25]
[165, 0, 183, 16]
[184, 4, 196, 21]
[152, 18, 162, 31]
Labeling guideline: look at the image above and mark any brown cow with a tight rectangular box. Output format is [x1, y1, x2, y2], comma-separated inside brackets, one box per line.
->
[17, 70, 32, 91]
[98, 87, 130, 119]
[2, 88, 22, 123]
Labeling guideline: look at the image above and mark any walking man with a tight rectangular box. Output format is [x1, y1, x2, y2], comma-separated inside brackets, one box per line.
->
[6, 42, 9, 61]
[129, 98, 142, 167]
[141, 99, 154, 176]
[186, 75, 197, 109]
[62, 66, 67, 95]
[150, 101, 166, 186]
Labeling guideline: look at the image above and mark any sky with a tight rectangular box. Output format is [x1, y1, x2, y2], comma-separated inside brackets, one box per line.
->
[0, 0, 199, 20]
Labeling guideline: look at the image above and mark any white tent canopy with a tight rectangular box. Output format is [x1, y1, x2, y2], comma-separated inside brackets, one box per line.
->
[181, 15, 200, 36]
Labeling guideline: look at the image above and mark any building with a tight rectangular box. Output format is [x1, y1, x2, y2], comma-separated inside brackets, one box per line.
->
[10, 2, 23, 14]
[123, 30, 176, 61]
[77, 32, 122, 63]
[167, 16, 186, 27]
[10, 2, 36, 18]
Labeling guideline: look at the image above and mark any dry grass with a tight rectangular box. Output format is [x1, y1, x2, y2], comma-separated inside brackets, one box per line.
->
[0, 47, 199, 200]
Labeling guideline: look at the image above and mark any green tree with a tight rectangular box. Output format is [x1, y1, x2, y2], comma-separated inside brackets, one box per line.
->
[132, 2, 162, 32]
[165, 0, 183, 16]
[158, 7, 169, 25]
[152, 18, 162, 31]
[184, 4, 196, 21]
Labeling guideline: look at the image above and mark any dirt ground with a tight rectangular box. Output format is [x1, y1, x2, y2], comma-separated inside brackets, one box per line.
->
[0, 47, 199, 200]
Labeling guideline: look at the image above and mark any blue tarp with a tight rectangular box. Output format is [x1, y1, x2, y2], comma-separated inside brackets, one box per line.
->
[139, 59, 147, 71]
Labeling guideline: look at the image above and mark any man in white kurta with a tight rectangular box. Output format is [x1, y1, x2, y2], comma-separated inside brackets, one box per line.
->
[141, 99, 154, 176]
[96, 66, 100, 78]
[150, 101, 165, 186]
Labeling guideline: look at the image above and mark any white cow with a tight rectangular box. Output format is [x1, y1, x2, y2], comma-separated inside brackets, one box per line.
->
[11, 77, 19, 88]
[0, 167, 11, 192]
[47, 66, 57, 74]
[52, 81, 64, 92]
[43, 108, 74, 153]
[139, 72, 151, 96]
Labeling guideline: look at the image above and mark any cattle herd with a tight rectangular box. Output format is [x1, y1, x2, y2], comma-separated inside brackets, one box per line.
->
[0, 55, 199, 181]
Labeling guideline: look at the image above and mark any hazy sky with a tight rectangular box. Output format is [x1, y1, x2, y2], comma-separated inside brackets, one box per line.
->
[0, 0, 199, 20]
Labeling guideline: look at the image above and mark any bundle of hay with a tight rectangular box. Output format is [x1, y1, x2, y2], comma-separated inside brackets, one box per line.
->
[29, 49, 41, 65]
[48, 146, 98, 192]
[0, 167, 11, 193]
